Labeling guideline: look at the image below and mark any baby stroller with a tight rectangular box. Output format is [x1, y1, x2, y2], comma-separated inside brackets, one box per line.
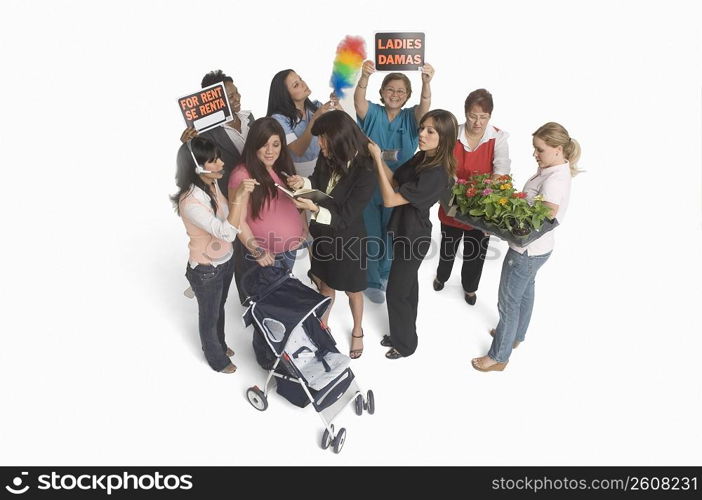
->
[241, 266, 374, 453]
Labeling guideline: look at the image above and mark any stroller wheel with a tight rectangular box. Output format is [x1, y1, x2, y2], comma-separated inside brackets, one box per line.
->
[332, 427, 347, 454]
[321, 424, 334, 450]
[246, 386, 268, 412]
[354, 394, 364, 416]
[366, 390, 375, 415]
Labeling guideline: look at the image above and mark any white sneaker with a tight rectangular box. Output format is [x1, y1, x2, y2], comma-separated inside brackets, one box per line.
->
[363, 287, 385, 304]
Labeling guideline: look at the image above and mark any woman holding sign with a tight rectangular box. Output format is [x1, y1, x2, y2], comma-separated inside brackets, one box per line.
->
[286, 111, 376, 359]
[471, 122, 581, 372]
[171, 136, 258, 373]
[267, 69, 341, 177]
[369, 109, 457, 359]
[354, 60, 435, 304]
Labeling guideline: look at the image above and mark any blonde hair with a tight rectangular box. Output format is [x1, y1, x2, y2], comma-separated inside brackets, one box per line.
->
[533, 122, 583, 177]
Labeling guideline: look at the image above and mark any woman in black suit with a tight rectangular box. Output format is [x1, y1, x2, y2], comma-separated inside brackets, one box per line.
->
[287, 110, 377, 359]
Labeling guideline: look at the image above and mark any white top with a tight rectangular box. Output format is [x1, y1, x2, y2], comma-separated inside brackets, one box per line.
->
[509, 162, 572, 256]
[180, 183, 240, 267]
[222, 110, 252, 154]
[457, 123, 511, 176]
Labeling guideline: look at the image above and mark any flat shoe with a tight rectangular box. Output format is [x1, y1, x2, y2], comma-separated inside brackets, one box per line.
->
[464, 292, 477, 305]
[433, 278, 444, 291]
[471, 357, 507, 372]
[220, 363, 237, 374]
[385, 347, 403, 360]
[489, 328, 520, 349]
[226, 347, 235, 357]
[380, 335, 393, 347]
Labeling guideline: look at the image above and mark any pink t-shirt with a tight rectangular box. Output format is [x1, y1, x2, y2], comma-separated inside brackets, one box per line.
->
[228, 165, 306, 254]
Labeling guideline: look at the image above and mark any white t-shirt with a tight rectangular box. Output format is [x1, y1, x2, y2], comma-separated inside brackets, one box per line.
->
[510, 162, 572, 256]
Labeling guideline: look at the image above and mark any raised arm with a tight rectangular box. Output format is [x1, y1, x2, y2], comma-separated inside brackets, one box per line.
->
[368, 142, 409, 208]
[283, 103, 333, 157]
[414, 63, 434, 123]
[354, 60, 375, 121]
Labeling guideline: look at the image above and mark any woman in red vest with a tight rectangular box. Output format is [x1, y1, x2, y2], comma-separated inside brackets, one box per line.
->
[433, 89, 511, 305]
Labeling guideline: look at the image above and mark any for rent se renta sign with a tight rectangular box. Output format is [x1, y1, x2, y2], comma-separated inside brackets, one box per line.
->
[177, 82, 232, 132]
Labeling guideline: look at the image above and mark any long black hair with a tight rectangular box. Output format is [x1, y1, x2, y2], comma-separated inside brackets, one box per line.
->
[266, 69, 319, 129]
[311, 110, 371, 178]
[170, 137, 221, 216]
[241, 117, 296, 220]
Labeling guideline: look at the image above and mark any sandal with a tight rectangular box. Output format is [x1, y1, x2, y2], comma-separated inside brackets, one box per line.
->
[385, 347, 403, 360]
[380, 335, 393, 347]
[350, 329, 364, 359]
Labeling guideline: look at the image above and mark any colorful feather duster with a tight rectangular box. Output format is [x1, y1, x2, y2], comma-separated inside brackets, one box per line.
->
[330, 36, 366, 98]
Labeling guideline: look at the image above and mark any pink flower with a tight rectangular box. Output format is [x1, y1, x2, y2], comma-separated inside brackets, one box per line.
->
[484, 178, 493, 184]
[512, 192, 527, 199]
[456, 179, 468, 185]
[482, 188, 493, 195]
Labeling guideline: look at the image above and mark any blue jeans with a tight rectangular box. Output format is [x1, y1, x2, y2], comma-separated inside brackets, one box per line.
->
[363, 192, 394, 289]
[185, 258, 235, 371]
[488, 248, 552, 363]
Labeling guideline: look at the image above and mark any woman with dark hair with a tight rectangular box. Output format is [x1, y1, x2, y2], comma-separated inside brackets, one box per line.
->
[353, 61, 435, 304]
[472, 122, 581, 372]
[434, 88, 511, 306]
[228, 118, 307, 295]
[369, 109, 458, 359]
[172, 136, 258, 373]
[286, 110, 377, 359]
[267, 69, 339, 177]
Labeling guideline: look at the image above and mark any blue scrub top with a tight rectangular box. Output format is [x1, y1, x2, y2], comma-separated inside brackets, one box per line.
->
[357, 101, 418, 171]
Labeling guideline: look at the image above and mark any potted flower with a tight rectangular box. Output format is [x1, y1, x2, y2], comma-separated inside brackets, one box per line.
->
[442, 173, 558, 246]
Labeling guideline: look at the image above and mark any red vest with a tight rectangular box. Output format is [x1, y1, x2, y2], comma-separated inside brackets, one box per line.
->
[438, 133, 497, 230]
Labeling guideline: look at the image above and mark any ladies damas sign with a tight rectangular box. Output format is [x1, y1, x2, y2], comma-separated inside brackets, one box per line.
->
[374, 32, 425, 71]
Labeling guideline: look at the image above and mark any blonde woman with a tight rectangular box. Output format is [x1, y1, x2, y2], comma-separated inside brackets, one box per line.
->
[472, 122, 581, 372]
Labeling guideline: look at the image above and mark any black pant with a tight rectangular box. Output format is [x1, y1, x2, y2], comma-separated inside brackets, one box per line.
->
[435, 223, 489, 293]
[185, 258, 235, 371]
[386, 235, 431, 357]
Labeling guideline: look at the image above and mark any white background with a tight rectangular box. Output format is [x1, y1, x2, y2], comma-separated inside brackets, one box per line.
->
[1, 0, 700, 466]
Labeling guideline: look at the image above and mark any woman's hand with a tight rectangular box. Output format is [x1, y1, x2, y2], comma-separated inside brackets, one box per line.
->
[230, 178, 258, 203]
[368, 141, 382, 162]
[292, 197, 318, 212]
[287, 175, 304, 190]
[420, 63, 435, 83]
[361, 60, 376, 79]
[312, 101, 334, 121]
[180, 127, 198, 143]
[255, 249, 275, 267]
[329, 92, 343, 110]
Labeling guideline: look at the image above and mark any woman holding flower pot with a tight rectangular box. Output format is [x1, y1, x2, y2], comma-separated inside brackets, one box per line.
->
[472, 122, 581, 372]
[434, 89, 511, 306]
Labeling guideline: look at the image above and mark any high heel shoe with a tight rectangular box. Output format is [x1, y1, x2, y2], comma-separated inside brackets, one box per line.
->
[350, 329, 364, 359]
[380, 335, 393, 347]
[464, 291, 477, 305]
[471, 357, 507, 372]
[489, 328, 520, 349]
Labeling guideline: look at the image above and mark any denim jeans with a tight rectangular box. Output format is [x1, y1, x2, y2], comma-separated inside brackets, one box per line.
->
[185, 258, 235, 371]
[488, 248, 552, 363]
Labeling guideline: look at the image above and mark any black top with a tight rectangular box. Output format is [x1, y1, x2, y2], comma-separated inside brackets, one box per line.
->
[307, 154, 377, 292]
[200, 112, 254, 197]
[388, 153, 449, 238]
